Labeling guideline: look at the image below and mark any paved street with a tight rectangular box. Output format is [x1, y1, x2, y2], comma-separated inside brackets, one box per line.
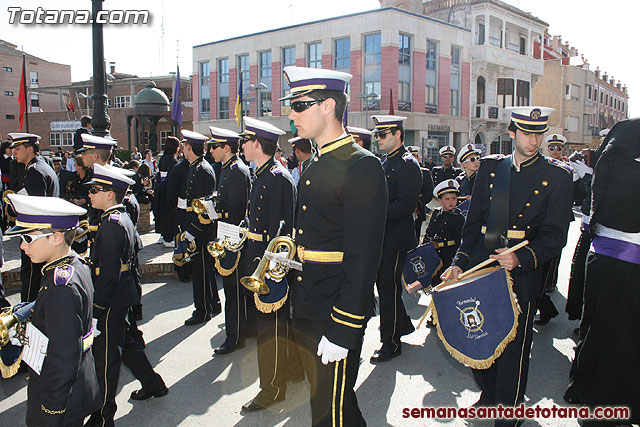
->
[0, 218, 582, 426]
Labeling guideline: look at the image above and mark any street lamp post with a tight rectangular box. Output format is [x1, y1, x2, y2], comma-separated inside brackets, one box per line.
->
[91, 0, 110, 136]
[248, 82, 268, 117]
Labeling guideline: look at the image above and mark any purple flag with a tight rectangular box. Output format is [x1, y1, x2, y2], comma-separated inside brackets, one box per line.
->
[171, 65, 182, 125]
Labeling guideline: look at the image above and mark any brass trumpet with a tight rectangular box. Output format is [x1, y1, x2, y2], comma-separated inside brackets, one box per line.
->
[0, 301, 35, 347]
[241, 235, 296, 295]
[206, 224, 249, 258]
[191, 198, 214, 225]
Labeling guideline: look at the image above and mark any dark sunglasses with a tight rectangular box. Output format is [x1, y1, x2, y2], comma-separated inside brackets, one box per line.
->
[240, 136, 255, 144]
[548, 146, 563, 152]
[290, 99, 326, 113]
[442, 154, 454, 158]
[375, 130, 392, 140]
[89, 186, 109, 194]
[21, 232, 54, 244]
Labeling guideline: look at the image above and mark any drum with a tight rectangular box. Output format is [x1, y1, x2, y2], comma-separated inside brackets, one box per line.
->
[430, 266, 519, 369]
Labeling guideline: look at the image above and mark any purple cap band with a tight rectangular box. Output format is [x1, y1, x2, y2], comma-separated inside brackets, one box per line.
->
[375, 121, 404, 129]
[17, 213, 80, 229]
[89, 173, 130, 189]
[245, 126, 280, 142]
[290, 77, 347, 93]
[511, 112, 548, 122]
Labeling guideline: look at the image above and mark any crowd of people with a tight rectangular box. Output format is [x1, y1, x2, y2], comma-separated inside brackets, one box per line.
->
[0, 65, 638, 427]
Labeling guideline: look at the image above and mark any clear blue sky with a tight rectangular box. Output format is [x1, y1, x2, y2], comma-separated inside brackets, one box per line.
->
[0, 0, 635, 116]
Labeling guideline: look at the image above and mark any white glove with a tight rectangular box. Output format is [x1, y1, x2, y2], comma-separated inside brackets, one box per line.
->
[8, 328, 22, 346]
[570, 160, 593, 179]
[92, 318, 101, 337]
[317, 335, 348, 365]
[184, 231, 195, 243]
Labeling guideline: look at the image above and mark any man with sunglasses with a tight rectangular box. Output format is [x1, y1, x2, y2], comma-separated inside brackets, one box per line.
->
[180, 129, 220, 326]
[545, 133, 566, 160]
[208, 126, 251, 355]
[431, 145, 462, 186]
[283, 66, 387, 426]
[442, 107, 573, 422]
[84, 164, 167, 427]
[237, 116, 298, 412]
[456, 143, 482, 198]
[370, 115, 422, 363]
[8, 133, 59, 304]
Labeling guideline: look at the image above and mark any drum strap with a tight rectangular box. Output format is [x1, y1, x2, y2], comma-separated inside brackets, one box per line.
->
[484, 158, 510, 253]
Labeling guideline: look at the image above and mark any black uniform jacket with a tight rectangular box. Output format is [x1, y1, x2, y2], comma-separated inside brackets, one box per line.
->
[452, 152, 573, 302]
[24, 156, 59, 197]
[166, 159, 189, 211]
[382, 145, 422, 251]
[291, 135, 387, 350]
[431, 164, 462, 186]
[185, 156, 216, 241]
[26, 253, 100, 427]
[57, 169, 74, 200]
[244, 157, 295, 266]
[424, 207, 465, 267]
[216, 155, 250, 226]
[91, 205, 138, 317]
[456, 170, 476, 198]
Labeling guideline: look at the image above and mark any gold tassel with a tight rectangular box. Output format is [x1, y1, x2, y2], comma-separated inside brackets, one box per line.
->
[214, 252, 241, 277]
[432, 268, 520, 370]
[0, 351, 22, 379]
[254, 289, 288, 314]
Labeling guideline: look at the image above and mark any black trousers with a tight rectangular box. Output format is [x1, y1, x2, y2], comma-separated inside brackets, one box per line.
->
[89, 306, 128, 427]
[294, 318, 367, 427]
[375, 246, 411, 352]
[255, 304, 288, 401]
[190, 240, 219, 318]
[472, 299, 537, 427]
[122, 309, 165, 392]
[566, 229, 590, 320]
[221, 268, 246, 346]
[20, 250, 43, 302]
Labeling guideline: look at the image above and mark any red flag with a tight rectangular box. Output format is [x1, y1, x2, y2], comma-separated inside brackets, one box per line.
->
[18, 54, 27, 130]
[389, 87, 395, 115]
[66, 95, 75, 112]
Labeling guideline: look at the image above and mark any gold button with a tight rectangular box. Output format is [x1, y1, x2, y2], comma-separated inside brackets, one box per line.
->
[527, 225, 531, 229]
[256, 217, 259, 222]
[518, 214, 523, 218]
[534, 190, 539, 195]
[263, 185, 266, 189]
[260, 195, 263, 199]
[302, 205, 307, 211]
[490, 173, 496, 178]
[297, 276, 302, 282]
[387, 175, 390, 178]
[298, 229, 303, 235]
[314, 157, 319, 162]
[306, 180, 310, 186]
[542, 180, 548, 187]
[512, 225, 517, 229]
[526, 203, 531, 207]
[489, 184, 493, 189]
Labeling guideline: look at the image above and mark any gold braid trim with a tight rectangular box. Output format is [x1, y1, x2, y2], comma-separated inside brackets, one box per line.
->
[431, 267, 520, 370]
[523, 246, 537, 269]
[214, 252, 241, 277]
[41, 404, 65, 414]
[254, 289, 288, 314]
[0, 352, 22, 379]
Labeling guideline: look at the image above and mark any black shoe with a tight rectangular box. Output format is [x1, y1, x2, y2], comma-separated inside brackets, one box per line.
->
[178, 276, 191, 283]
[214, 341, 245, 355]
[184, 314, 212, 326]
[130, 386, 169, 400]
[400, 321, 415, 337]
[132, 304, 143, 321]
[563, 386, 580, 404]
[370, 347, 401, 363]
[534, 311, 558, 325]
[211, 304, 222, 316]
[241, 393, 285, 412]
[425, 318, 436, 328]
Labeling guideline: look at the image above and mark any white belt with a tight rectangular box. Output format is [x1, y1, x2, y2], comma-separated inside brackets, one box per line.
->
[160, 171, 168, 178]
[177, 197, 187, 209]
[594, 223, 640, 244]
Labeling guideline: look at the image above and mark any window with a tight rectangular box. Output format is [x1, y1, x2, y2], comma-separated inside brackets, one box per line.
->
[519, 36, 527, 55]
[516, 80, 530, 106]
[282, 46, 296, 102]
[587, 85, 592, 100]
[260, 92, 272, 117]
[477, 22, 485, 45]
[334, 38, 350, 70]
[218, 96, 229, 119]
[307, 42, 322, 68]
[609, 95, 613, 107]
[6, 114, 15, 119]
[50, 133, 61, 146]
[477, 76, 486, 104]
[30, 71, 38, 86]
[62, 132, 73, 146]
[363, 33, 382, 110]
[113, 96, 131, 108]
[399, 34, 411, 65]
[199, 62, 210, 86]
[218, 58, 229, 83]
[605, 93, 608, 105]
[566, 116, 580, 133]
[200, 98, 210, 120]
[238, 55, 249, 81]
[425, 39, 438, 113]
[600, 91, 603, 103]
[3, 66, 12, 72]
[584, 114, 591, 135]
[4, 91, 13, 96]
[450, 46, 461, 116]
[426, 131, 450, 165]
[497, 78, 514, 108]
[259, 51, 272, 78]
[160, 131, 170, 149]
[31, 97, 39, 107]
[570, 84, 580, 101]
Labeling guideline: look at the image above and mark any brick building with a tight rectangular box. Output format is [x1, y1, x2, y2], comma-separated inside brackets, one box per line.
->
[0, 39, 71, 139]
[192, 6, 472, 162]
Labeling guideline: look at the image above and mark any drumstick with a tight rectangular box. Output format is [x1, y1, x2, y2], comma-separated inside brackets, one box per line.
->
[416, 305, 432, 329]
